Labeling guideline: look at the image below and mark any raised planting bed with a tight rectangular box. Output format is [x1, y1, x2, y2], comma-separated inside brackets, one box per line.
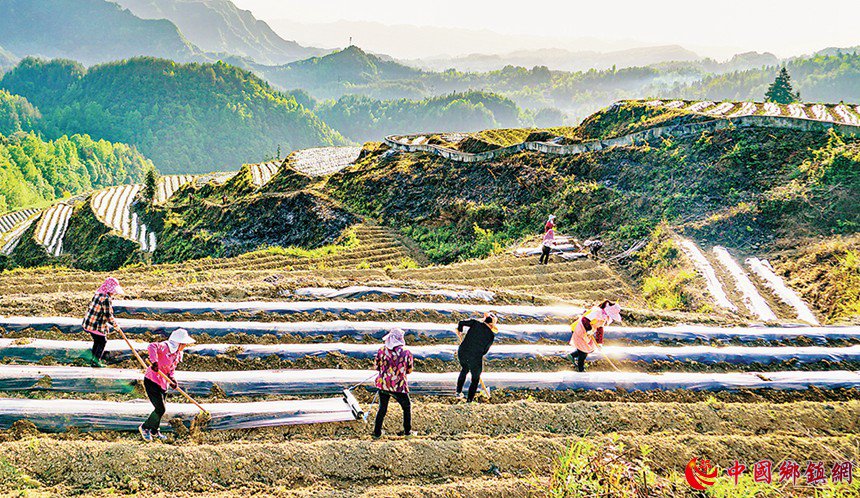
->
[2, 317, 859, 343]
[33, 203, 74, 257]
[1, 365, 858, 396]
[0, 395, 361, 431]
[111, 299, 584, 321]
[2, 338, 859, 366]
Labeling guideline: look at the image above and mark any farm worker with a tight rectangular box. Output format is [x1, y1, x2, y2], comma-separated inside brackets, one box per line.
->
[539, 226, 556, 265]
[138, 328, 195, 442]
[545, 214, 556, 232]
[569, 300, 621, 372]
[455, 312, 497, 402]
[373, 327, 414, 438]
[82, 277, 124, 367]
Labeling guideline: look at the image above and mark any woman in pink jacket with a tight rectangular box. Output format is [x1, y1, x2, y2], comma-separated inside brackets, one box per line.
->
[139, 328, 195, 441]
[569, 300, 621, 372]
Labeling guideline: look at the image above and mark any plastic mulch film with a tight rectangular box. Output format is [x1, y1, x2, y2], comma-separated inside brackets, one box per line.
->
[3, 339, 860, 366]
[0, 396, 359, 432]
[4, 317, 860, 344]
[292, 286, 495, 302]
[112, 300, 583, 320]
[1, 366, 858, 396]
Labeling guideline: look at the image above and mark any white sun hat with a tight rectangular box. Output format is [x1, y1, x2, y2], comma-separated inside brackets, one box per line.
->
[168, 328, 196, 345]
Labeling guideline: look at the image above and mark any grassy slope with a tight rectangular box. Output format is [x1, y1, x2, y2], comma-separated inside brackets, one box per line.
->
[326, 102, 857, 316]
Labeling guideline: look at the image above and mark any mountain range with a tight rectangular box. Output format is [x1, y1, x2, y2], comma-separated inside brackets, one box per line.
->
[112, 0, 324, 65]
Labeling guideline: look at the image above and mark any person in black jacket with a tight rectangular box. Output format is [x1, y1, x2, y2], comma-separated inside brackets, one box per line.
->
[455, 312, 497, 402]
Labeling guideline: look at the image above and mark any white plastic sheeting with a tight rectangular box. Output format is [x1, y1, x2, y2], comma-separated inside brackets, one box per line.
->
[293, 286, 495, 302]
[290, 146, 362, 177]
[677, 239, 737, 311]
[0, 208, 40, 235]
[2, 339, 859, 366]
[155, 175, 196, 203]
[514, 244, 581, 257]
[0, 396, 359, 432]
[112, 300, 584, 321]
[713, 246, 777, 321]
[3, 317, 860, 344]
[0, 215, 37, 255]
[249, 161, 279, 187]
[1, 365, 858, 395]
[33, 203, 73, 256]
[746, 257, 820, 325]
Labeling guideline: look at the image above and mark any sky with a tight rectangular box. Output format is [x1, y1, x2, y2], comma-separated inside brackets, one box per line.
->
[233, 0, 860, 59]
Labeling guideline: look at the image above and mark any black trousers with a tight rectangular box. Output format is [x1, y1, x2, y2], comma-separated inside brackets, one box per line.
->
[571, 349, 588, 372]
[142, 378, 167, 431]
[90, 333, 107, 361]
[456, 355, 484, 402]
[539, 245, 551, 264]
[373, 390, 411, 437]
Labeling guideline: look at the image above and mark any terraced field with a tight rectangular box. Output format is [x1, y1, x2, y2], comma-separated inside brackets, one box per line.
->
[0, 276, 857, 496]
[33, 203, 74, 257]
[0, 103, 857, 496]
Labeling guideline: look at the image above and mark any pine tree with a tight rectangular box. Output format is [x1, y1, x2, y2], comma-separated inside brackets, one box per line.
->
[765, 67, 800, 104]
[142, 167, 158, 204]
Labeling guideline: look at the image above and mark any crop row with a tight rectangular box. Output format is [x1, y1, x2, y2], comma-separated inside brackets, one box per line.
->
[0, 208, 40, 235]
[155, 175, 196, 203]
[250, 161, 280, 187]
[33, 203, 74, 257]
[0, 214, 38, 255]
[91, 184, 155, 252]
[645, 99, 860, 125]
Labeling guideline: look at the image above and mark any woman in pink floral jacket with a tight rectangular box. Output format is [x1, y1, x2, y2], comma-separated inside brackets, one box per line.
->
[373, 327, 413, 438]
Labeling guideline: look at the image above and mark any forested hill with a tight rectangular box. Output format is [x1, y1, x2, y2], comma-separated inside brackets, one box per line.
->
[0, 0, 205, 66]
[0, 57, 346, 174]
[313, 92, 523, 142]
[679, 52, 860, 102]
[261, 46, 423, 100]
[0, 89, 151, 212]
[113, 0, 324, 65]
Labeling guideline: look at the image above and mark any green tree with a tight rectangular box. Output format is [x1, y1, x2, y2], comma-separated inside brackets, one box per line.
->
[765, 67, 801, 104]
[142, 166, 158, 204]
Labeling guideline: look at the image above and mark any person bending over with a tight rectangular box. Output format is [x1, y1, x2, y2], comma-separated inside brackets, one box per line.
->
[569, 300, 621, 372]
[456, 312, 497, 402]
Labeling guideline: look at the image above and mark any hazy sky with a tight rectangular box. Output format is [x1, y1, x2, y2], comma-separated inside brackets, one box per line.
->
[233, 0, 860, 59]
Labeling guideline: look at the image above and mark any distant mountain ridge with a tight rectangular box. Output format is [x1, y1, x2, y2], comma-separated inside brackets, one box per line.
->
[0, 0, 206, 66]
[409, 45, 701, 72]
[112, 0, 325, 65]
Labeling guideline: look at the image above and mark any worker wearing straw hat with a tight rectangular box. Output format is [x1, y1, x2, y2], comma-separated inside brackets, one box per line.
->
[139, 328, 195, 442]
[569, 300, 621, 372]
[373, 327, 414, 438]
[82, 277, 124, 368]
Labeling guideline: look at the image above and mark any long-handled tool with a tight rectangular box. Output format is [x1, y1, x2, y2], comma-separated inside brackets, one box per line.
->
[597, 344, 622, 373]
[454, 328, 491, 399]
[116, 327, 208, 414]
